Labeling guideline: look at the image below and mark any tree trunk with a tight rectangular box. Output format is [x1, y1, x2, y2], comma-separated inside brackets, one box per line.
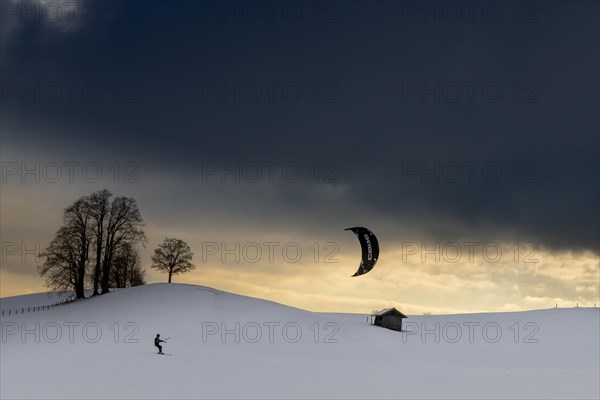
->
[101, 229, 116, 294]
[93, 242, 101, 296]
[76, 263, 85, 299]
[93, 227, 101, 295]
[168, 270, 172, 283]
[101, 257, 111, 294]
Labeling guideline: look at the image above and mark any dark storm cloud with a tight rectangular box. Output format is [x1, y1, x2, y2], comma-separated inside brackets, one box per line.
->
[1, 1, 598, 252]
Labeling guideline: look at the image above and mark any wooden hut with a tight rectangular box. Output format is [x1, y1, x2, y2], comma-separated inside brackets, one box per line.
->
[369, 308, 407, 331]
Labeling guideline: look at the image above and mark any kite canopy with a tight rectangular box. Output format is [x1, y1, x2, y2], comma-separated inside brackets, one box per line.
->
[345, 227, 379, 277]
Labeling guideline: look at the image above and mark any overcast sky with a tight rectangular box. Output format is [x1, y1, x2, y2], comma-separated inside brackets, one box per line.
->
[1, 0, 598, 313]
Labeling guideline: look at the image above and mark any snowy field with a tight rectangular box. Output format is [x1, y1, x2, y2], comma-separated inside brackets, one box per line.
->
[1, 283, 598, 399]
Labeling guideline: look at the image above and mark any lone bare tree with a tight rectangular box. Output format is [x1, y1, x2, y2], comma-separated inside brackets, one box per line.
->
[151, 238, 195, 283]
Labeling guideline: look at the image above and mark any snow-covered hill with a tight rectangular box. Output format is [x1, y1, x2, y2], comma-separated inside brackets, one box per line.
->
[1, 283, 598, 399]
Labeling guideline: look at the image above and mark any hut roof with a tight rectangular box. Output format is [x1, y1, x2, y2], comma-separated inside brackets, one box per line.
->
[371, 307, 407, 318]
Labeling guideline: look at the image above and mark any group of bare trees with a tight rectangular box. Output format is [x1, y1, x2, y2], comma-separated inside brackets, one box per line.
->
[39, 190, 146, 299]
[39, 189, 200, 297]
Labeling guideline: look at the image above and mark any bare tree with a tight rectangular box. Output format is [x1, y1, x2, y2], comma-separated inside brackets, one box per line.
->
[39, 197, 92, 299]
[151, 238, 195, 283]
[129, 265, 146, 287]
[110, 242, 145, 288]
[39, 226, 81, 296]
[88, 189, 111, 296]
[100, 196, 146, 294]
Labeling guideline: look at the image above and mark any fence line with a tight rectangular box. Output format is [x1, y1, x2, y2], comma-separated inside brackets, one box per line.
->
[1, 290, 119, 317]
[0, 300, 70, 316]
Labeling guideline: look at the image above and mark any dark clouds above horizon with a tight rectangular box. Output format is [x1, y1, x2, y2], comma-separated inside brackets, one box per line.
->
[1, 0, 599, 254]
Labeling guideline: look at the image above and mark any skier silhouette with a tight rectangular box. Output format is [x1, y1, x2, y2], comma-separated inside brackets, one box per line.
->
[155, 334, 165, 354]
